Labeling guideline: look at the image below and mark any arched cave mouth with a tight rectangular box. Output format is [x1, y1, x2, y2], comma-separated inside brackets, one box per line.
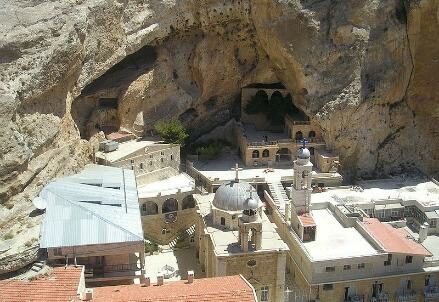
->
[71, 45, 157, 139]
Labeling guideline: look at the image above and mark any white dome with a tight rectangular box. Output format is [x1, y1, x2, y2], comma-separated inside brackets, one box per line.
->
[297, 147, 310, 159]
[213, 181, 261, 211]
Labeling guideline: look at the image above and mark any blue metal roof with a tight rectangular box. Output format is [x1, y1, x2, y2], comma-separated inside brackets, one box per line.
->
[38, 165, 143, 248]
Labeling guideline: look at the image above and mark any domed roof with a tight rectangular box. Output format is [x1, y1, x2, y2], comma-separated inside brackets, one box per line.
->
[297, 147, 310, 159]
[212, 181, 261, 211]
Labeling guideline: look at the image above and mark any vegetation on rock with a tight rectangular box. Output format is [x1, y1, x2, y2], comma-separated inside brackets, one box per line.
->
[154, 120, 189, 145]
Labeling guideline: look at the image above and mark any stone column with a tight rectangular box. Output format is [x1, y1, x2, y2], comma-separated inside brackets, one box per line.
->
[255, 231, 262, 250]
[241, 232, 249, 252]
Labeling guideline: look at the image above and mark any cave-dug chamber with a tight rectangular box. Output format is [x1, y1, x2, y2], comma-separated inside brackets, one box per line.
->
[240, 82, 309, 129]
[71, 45, 157, 139]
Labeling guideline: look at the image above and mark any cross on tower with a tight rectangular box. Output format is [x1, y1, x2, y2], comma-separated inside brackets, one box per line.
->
[300, 138, 308, 149]
[231, 163, 243, 182]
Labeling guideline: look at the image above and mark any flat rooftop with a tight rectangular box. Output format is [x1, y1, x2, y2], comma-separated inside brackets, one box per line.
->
[310, 177, 439, 209]
[192, 154, 293, 183]
[95, 138, 171, 163]
[138, 173, 195, 198]
[195, 193, 288, 255]
[302, 209, 378, 261]
[242, 123, 290, 142]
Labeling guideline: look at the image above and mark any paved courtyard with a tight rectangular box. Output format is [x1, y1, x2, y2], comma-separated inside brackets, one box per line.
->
[144, 247, 204, 282]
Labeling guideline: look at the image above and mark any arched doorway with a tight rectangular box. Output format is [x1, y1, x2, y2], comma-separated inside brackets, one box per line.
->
[276, 148, 291, 162]
[308, 130, 316, 138]
[295, 131, 303, 141]
[162, 198, 178, 213]
[252, 150, 260, 158]
[142, 201, 158, 216]
[182, 195, 195, 210]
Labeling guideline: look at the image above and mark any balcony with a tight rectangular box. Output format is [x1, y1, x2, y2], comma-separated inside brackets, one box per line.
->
[424, 286, 439, 301]
[248, 141, 278, 148]
[396, 290, 417, 302]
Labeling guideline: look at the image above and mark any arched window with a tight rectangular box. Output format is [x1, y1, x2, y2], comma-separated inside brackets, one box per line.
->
[162, 198, 178, 213]
[182, 195, 195, 210]
[252, 150, 260, 158]
[140, 163, 144, 169]
[309, 147, 315, 155]
[171, 155, 174, 161]
[262, 149, 269, 158]
[220, 217, 226, 226]
[142, 201, 158, 215]
[295, 131, 303, 141]
[309, 131, 316, 138]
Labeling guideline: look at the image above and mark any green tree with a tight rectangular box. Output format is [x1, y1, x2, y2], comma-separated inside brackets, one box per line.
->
[154, 119, 189, 145]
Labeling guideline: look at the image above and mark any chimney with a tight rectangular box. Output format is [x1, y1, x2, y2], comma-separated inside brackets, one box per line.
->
[157, 273, 164, 286]
[418, 222, 429, 243]
[141, 276, 150, 287]
[187, 270, 194, 283]
[80, 289, 93, 301]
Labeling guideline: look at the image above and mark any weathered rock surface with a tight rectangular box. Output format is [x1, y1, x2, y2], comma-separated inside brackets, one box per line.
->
[0, 0, 438, 268]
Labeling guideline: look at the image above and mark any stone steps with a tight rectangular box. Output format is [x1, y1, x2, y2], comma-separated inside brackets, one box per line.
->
[268, 181, 288, 215]
[168, 225, 196, 249]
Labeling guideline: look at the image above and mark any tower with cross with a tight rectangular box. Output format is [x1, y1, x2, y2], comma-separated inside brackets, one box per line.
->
[291, 138, 313, 215]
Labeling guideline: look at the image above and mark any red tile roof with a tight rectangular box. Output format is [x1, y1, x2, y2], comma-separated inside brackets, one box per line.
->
[106, 131, 134, 141]
[299, 213, 316, 226]
[91, 275, 256, 302]
[0, 266, 83, 302]
[361, 218, 432, 256]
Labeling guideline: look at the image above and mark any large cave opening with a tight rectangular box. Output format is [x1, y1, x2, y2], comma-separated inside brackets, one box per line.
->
[71, 45, 157, 139]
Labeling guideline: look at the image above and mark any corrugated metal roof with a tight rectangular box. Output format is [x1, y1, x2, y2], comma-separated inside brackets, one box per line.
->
[39, 165, 143, 248]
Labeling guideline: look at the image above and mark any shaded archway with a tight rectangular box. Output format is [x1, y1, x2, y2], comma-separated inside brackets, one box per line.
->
[252, 150, 260, 158]
[262, 149, 269, 158]
[162, 198, 178, 213]
[182, 195, 195, 210]
[295, 131, 303, 141]
[276, 148, 291, 162]
[142, 201, 158, 215]
[308, 130, 316, 138]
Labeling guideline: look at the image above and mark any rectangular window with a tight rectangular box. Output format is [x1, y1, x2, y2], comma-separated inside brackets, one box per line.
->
[405, 256, 413, 264]
[343, 265, 351, 271]
[358, 263, 365, 269]
[325, 266, 335, 272]
[323, 284, 333, 291]
[261, 286, 269, 302]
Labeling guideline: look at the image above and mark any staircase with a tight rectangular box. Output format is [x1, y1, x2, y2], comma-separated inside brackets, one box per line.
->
[168, 225, 196, 249]
[267, 181, 289, 215]
[30, 259, 45, 273]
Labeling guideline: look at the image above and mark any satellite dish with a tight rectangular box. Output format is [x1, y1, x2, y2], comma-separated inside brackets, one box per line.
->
[32, 197, 47, 210]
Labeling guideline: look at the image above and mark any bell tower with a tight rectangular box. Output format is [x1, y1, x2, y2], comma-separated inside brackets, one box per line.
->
[291, 140, 313, 216]
[238, 188, 262, 252]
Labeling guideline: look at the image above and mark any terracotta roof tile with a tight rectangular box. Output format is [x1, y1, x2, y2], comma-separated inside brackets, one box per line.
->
[361, 218, 432, 256]
[299, 213, 316, 226]
[0, 266, 83, 302]
[91, 275, 256, 302]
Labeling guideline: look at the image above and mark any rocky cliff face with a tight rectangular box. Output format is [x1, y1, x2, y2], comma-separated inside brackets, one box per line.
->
[0, 0, 438, 266]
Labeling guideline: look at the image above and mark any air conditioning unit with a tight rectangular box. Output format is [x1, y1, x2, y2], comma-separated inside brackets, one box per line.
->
[157, 273, 164, 285]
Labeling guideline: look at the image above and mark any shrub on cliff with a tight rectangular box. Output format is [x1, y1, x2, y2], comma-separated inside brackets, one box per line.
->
[154, 120, 189, 145]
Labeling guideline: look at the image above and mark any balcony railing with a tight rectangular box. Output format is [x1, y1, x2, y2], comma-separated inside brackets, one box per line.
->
[370, 293, 389, 302]
[248, 141, 278, 147]
[344, 294, 364, 302]
[424, 286, 439, 300]
[396, 290, 417, 302]
[84, 263, 140, 279]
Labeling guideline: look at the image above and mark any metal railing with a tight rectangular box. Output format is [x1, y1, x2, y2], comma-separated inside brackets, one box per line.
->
[84, 263, 140, 278]
[396, 290, 417, 302]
